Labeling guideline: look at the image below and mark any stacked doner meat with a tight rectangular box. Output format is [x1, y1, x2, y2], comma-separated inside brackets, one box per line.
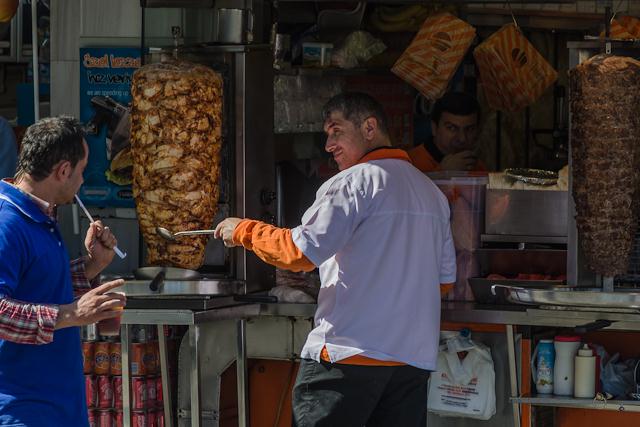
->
[570, 54, 640, 276]
[130, 61, 223, 269]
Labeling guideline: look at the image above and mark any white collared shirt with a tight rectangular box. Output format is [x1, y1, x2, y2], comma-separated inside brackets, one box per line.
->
[292, 158, 456, 370]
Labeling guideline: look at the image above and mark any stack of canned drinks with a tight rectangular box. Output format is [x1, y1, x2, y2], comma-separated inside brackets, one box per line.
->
[82, 324, 165, 427]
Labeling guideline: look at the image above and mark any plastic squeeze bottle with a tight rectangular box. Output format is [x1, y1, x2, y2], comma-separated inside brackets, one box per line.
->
[574, 344, 596, 398]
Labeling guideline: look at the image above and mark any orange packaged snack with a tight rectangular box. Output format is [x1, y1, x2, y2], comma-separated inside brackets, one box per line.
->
[606, 15, 640, 39]
[473, 24, 557, 112]
[392, 12, 476, 100]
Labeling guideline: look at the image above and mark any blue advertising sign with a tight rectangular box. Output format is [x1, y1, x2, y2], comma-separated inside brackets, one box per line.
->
[79, 47, 141, 207]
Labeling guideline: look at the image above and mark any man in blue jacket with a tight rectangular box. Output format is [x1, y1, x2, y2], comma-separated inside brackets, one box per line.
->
[0, 116, 126, 426]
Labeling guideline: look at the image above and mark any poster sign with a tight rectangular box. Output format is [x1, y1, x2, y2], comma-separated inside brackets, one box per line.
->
[79, 47, 141, 207]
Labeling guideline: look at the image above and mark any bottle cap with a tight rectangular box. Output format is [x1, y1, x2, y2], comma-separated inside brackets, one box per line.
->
[578, 343, 593, 356]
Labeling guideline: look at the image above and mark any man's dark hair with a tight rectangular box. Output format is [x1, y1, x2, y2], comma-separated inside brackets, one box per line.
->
[322, 92, 390, 137]
[431, 92, 480, 125]
[16, 116, 86, 182]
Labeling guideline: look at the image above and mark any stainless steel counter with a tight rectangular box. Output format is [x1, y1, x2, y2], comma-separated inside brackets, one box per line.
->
[119, 302, 640, 427]
[122, 302, 640, 330]
[441, 302, 640, 331]
[120, 301, 317, 325]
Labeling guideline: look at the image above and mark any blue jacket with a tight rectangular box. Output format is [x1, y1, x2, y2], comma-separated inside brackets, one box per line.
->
[0, 181, 87, 427]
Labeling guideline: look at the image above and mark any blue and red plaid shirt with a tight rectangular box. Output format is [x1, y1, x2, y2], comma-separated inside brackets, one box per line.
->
[0, 257, 94, 344]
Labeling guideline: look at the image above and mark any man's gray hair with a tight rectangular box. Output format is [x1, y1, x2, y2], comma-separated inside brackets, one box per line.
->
[322, 92, 390, 137]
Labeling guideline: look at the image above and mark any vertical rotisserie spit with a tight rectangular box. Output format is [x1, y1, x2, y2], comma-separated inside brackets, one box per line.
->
[569, 54, 640, 276]
[130, 61, 223, 269]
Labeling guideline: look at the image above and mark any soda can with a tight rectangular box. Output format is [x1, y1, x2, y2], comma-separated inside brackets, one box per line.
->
[112, 376, 123, 409]
[94, 341, 110, 375]
[146, 377, 156, 408]
[156, 377, 163, 405]
[98, 409, 114, 427]
[143, 342, 157, 375]
[147, 410, 156, 427]
[82, 341, 95, 374]
[154, 344, 160, 374]
[87, 408, 97, 427]
[85, 375, 97, 408]
[109, 342, 122, 375]
[97, 376, 114, 409]
[114, 410, 123, 427]
[131, 343, 146, 376]
[131, 410, 147, 427]
[132, 377, 147, 410]
[157, 410, 164, 427]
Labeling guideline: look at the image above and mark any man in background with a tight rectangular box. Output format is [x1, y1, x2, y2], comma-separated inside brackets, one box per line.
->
[0, 116, 17, 178]
[0, 116, 125, 426]
[408, 92, 485, 173]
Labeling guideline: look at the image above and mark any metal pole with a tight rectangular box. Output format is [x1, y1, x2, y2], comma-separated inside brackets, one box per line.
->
[237, 319, 249, 427]
[158, 325, 173, 427]
[31, 0, 39, 121]
[506, 325, 521, 427]
[603, 276, 614, 293]
[189, 325, 202, 427]
[121, 325, 132, 427]
[496, 111, 502, 170]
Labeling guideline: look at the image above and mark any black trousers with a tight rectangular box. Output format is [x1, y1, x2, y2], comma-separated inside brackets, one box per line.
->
[292, 358, 430, 427]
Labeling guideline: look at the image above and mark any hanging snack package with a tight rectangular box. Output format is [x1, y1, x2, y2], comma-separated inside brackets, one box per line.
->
[392, 12, 476, 101]
[473, 24, 557, 112]
[607, 15, 640, 39]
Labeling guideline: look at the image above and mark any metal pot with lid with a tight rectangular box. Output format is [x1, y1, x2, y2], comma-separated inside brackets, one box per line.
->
[216, 8, 254, 44]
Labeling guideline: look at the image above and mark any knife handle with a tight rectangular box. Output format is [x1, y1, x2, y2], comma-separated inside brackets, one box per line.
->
[149, 271, 166, 292]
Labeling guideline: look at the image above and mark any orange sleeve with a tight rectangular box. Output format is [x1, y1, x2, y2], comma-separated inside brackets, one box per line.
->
[407, 145, 441, 173]
[408, 145, 488, 173]
[440, 283, 454, 297]
[232, 219, 316, 272]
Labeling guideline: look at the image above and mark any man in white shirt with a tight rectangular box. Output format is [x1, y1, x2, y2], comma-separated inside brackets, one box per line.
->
[216, 92, 456, 426]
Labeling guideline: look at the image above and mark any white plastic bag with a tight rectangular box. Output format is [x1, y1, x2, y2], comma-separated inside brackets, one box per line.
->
[427, 333, 496, 420]
[331, 31, 386, 69]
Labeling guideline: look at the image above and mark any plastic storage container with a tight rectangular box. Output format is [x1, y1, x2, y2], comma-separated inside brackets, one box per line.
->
[428, 172, 488, 301]
[554, 335, 582, 396]
[302, 42, 333, 68]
